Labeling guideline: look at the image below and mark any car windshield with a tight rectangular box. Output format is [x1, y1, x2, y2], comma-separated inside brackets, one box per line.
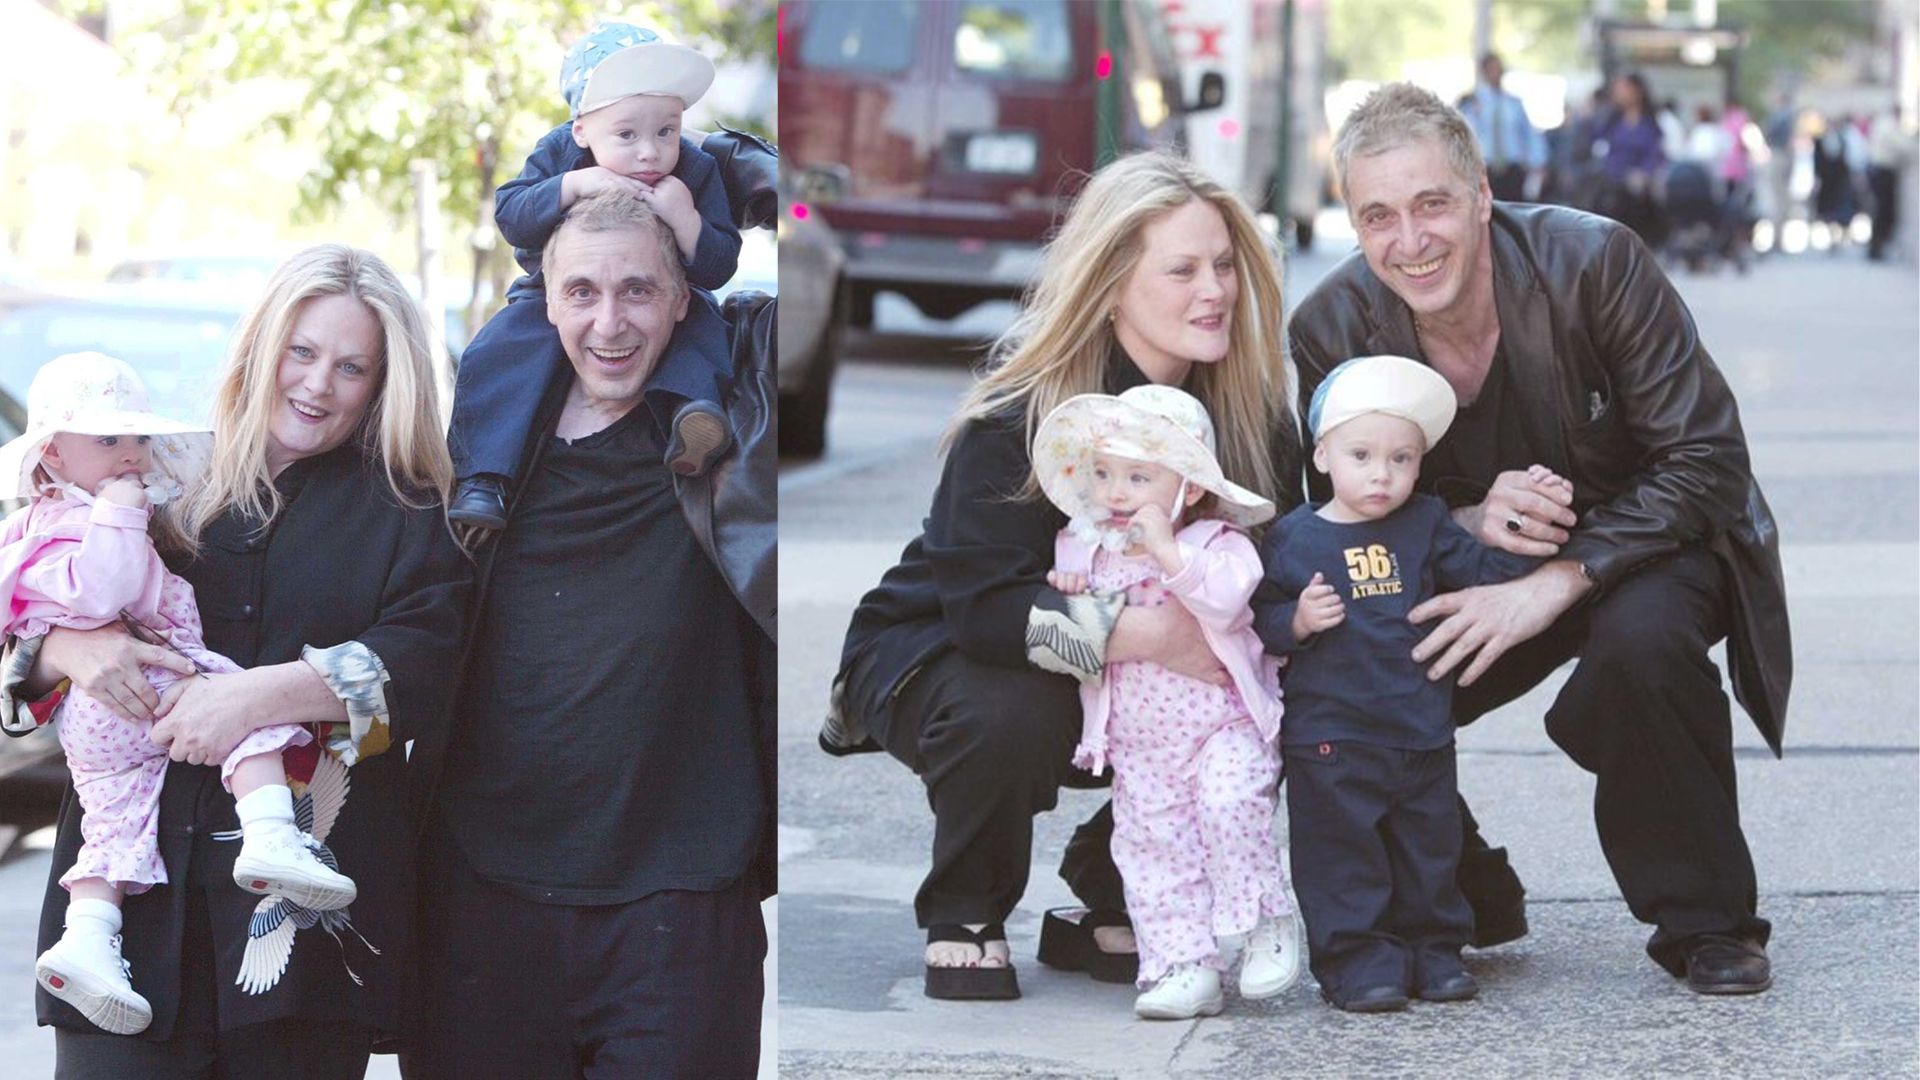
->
[0, 303, 235, 436]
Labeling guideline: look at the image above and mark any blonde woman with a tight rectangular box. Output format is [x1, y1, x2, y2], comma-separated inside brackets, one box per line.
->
[824, 151, 1300, 1000]
[4, 245, 471, 1075]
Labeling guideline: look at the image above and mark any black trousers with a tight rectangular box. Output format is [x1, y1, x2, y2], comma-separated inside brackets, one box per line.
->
[402, 828, 765, 1080]
[1452, 548, 1770, 973]
[53, 841, 374, 1080]
[1286, 741, 1470, 1003]
[857, 646, 1125, 927]
[1488, 163, 1529, 202]
[1868, 165, 1899, 259]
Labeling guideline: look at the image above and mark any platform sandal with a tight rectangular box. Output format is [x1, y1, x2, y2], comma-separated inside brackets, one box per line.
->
[1036, 907, 1139, 984]
[924, 923, 1020, 1001]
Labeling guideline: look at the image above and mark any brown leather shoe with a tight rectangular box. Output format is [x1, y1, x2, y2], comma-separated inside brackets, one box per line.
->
[1682, 935, 1772, 995]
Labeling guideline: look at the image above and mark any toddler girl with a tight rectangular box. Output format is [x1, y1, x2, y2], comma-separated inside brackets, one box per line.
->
[1032, 384, 1303, 1020]
[0, 353, 354, 1034]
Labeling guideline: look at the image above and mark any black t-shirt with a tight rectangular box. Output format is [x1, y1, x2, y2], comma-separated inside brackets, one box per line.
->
[1418, 342, 1540, 507]
[442, 406, 762, 904]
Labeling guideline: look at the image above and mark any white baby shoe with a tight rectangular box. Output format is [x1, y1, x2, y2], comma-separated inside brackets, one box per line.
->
[233, 825, 357, 911]
[36, 932, 153, 1035]
[1239, 912, 1304, 999]
[1134, 962, 1225, 1020]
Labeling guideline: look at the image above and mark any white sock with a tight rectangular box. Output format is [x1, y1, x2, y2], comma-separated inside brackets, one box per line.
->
[65, 897, 121, 940]
[235, 785, 295, 840]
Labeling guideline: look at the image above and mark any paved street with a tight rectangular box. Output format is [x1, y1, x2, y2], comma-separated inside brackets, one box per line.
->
[778, 242, 1920, 1077]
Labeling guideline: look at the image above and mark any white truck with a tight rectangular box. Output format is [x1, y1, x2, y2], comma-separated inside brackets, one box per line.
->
[1160, 0, 1329, 249]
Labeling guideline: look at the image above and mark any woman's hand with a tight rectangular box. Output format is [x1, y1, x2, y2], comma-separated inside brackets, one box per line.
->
[41, 625, 196, 722]
[147, 673, 255, 766]
[1453, 468, 1578, 557]
[1110, 602, 1227, 685]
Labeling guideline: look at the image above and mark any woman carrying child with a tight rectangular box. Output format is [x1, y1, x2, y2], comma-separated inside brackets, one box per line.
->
[823, 151, 1301, 1000]
[3, 245, 470, 1076]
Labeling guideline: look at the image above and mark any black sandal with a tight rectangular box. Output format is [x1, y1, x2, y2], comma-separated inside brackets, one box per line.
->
[1036, 907, 1138, 984]
[924, 923, 1020, 1001]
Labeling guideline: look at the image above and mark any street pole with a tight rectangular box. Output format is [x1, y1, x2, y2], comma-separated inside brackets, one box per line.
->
[410, 159, 451, 423]
[1473, 0, 1492, 62]
[1276, 0, 1295, 245]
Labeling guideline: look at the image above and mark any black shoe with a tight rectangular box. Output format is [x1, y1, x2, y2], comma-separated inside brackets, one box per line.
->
[666, 400, 732, 477]
[924, 923, 1020, 1001]
[1682, 935, 1772, 995]
[448, 476, 509, 531]
[1460, 845, 1528, 948]
[1326, 984, 1409, 1013]
[1036, 907, 1138, 984]
[1417, 970, 1480, 1003]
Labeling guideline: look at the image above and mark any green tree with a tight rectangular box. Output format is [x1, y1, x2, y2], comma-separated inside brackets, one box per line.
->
[142, 0, 773, 334]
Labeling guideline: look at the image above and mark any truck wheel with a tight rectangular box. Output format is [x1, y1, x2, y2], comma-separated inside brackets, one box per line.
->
[780, 282, 844, 459]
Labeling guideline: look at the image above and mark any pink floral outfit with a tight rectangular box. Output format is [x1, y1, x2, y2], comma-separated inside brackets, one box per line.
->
[0, 492, 310, 894]
[1056, 519, 1294, 986]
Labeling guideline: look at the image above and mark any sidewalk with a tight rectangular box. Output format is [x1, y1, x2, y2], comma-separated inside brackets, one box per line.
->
[776, 252, 1920, 1077]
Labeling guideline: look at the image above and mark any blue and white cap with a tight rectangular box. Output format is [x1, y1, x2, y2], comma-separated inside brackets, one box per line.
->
[1307, 355, 1458, 447]
[560, 23, 715, 118]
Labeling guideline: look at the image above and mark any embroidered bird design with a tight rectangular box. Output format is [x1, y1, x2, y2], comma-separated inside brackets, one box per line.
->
[233, 749, 379, 994]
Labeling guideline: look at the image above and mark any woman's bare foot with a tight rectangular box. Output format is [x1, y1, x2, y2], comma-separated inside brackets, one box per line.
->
[1092, 924, 1137, 954]
[926, 924, 1012, 967]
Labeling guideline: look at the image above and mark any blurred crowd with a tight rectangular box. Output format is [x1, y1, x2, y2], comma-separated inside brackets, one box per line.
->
[1459, 53, 1914, 270]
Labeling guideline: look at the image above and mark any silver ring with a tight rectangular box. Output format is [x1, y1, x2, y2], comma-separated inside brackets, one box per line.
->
[1504, 515, 1525, 535]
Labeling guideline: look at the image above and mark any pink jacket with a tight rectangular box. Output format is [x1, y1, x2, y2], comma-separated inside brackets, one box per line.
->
[0, 493, 166, 635]
[1054, 518, 1284, 775]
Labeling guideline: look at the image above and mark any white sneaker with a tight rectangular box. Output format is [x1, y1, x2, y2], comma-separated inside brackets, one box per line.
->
[1134, 963, 1225, 1020]
[1239, 912, 1304, 999]
[233, 825, 357, 911]
[36, 933, 153, 1034]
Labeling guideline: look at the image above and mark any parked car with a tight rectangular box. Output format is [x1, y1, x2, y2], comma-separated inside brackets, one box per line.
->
[780, 0, 1195, 339]
[777, 208, 847, 458]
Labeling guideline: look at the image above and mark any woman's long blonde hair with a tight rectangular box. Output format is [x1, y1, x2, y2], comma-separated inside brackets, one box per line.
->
[166, 244, 452, 552]
[944, 151, 1295, 505]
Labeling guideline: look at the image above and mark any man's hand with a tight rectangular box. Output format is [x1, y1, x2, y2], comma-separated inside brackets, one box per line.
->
[560, 166, 649, 209]
[1110, 601, 1228, 685]
[41, 624, 196, 722]
[1291, 572, 1346, 640]
[148, 674, 253, 766]
[635, 175, 701, 263]
[1046, 569, 1088, 595]
[96, 475, 147, 508]
[1408, 561, 1592, 685]
[1453, 467, 1578, 556]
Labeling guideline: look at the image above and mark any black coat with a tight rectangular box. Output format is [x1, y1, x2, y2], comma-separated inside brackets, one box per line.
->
[1288, 202, 1791, 754]
[33, 445, 472, 1041]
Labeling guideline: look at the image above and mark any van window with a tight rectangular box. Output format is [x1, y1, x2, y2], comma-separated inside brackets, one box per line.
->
[953, 0, 1072, 81]
[797, 0, 920, 74]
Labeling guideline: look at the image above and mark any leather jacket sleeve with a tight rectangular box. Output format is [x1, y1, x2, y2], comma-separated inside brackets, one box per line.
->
[1555, 225, 1755, 587]
[701, 127, 779, 232]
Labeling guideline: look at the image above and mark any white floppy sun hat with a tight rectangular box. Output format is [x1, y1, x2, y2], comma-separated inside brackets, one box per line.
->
[1033, 384, 1275, 529]
[0, 352, 212, 501]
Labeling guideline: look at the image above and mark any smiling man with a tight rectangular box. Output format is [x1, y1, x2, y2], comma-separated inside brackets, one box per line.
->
[407, 193, 770, 1077]
[1285, 83, 1792, 996]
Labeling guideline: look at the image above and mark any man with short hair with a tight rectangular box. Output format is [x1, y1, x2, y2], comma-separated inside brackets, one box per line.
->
[1457, 53, 1544, 202]
[408, 193, 772, 1076]
[1284, 82, 1791, 995]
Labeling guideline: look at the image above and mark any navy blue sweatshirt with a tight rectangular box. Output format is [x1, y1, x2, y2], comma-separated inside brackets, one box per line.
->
[1254, 494, 1536, 749]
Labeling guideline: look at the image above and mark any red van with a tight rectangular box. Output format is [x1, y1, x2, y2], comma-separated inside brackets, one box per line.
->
[780, 0, 1195, 336]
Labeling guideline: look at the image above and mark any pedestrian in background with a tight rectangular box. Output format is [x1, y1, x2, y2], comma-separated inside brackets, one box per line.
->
[1866, 105, 1913, 261]
[1593, 72, 1667, 243]
[820, 151, 1299, 1002]
[1457, 53, 1543, 202]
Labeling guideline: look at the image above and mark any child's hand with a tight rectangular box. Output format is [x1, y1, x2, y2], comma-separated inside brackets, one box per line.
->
[1526, 463, 1574, 503]
[1291, 572, 1346, 640]
[636, 175, 702, 262]
[1047, 569, 1088, 595]
[96, 475, 147, 508]
[561, 166, 648, 208]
